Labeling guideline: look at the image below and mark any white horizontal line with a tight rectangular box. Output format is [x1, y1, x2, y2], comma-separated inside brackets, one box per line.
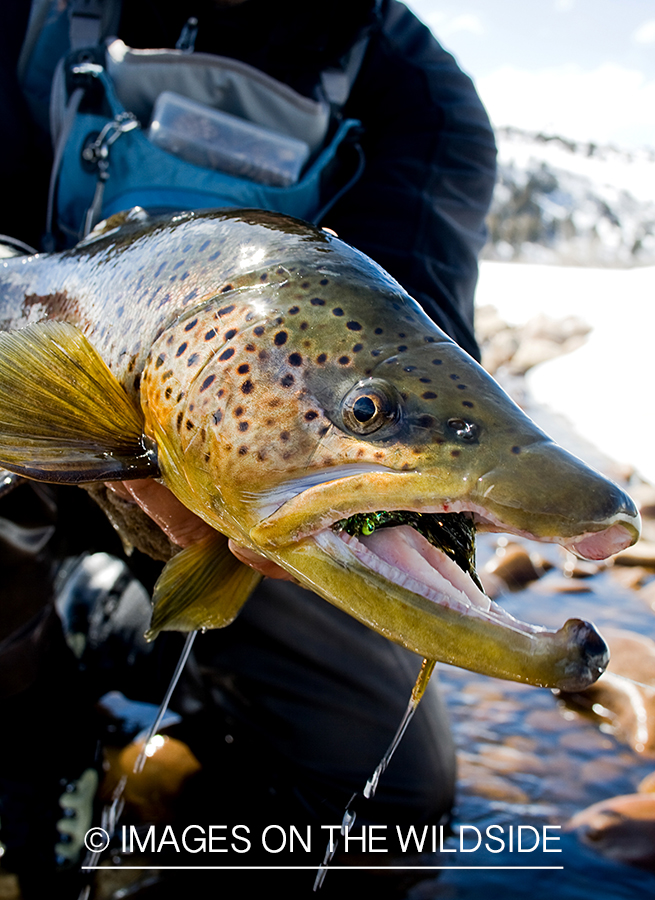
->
[82, 865, 565, 871]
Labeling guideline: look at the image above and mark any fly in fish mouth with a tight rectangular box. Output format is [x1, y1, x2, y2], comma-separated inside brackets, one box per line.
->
[333, 510, 484, 592]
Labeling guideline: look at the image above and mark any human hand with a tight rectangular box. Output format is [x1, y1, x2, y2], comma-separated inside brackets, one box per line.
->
[106, 479, 295, 581]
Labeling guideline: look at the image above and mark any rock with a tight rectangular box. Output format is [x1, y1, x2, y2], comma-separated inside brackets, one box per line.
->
[567, 793, 655, 870]
[613, 539, 655, 568]
[484, 541, 549, 589]
[108, 735, 202, 823]
[563, 628, 655, 756]
[638, 770, 655, 793]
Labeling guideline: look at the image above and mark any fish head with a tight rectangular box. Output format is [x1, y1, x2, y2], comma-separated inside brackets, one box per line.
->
[141, 218, 639, 691]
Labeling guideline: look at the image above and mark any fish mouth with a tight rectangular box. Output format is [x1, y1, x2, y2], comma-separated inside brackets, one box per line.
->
[256, 498, 612, 692]
[325, 510, 533, 634]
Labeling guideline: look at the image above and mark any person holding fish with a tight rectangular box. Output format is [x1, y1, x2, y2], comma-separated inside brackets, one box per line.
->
[0, 0, 501, 892]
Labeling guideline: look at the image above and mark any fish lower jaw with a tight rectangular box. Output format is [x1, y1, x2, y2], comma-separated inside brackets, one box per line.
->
[314, 525, 544, 636]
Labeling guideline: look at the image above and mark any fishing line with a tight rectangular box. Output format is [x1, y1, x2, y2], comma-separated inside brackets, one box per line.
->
[313, 657, 436, 892]
[78, 630, 198, 896]
[134, 630, 198, 774]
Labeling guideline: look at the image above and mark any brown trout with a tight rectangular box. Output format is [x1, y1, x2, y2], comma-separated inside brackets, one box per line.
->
[0, 208, 640, 691]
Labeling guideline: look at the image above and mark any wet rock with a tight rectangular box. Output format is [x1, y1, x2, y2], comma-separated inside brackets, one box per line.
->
[563, 628, 655, 756]
[108, 735, 202, 823]
[638, 770, 655, 793]
[567, 793, 655, 870]
[613, 539, 655, 568]
[484, 541, 549, 590]
[609, 565, 653, 591]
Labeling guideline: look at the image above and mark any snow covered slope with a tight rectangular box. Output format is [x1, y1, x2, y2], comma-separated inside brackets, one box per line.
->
[484, 128, 655, 267]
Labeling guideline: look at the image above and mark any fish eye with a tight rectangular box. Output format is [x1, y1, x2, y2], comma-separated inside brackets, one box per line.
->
[447, 418, 479, 442]
[341, 379, 401, 436]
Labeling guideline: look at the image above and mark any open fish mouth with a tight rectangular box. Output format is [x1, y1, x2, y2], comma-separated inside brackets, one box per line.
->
[326, 509, 536, 633]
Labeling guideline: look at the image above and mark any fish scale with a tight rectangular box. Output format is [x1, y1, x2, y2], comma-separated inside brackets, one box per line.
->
[0, 207, 642, 690]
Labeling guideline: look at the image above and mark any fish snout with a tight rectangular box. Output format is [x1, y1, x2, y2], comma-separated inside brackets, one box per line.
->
[472, 440, 640, 554]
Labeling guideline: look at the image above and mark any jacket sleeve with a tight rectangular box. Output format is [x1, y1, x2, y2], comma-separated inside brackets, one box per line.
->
[327, 0, 497, 360]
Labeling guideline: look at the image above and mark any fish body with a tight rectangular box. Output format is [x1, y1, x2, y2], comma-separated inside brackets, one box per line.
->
[0, 208, 641, 691]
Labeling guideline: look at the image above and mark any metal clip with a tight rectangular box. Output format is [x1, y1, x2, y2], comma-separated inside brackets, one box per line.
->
[82, 112, 140, 235]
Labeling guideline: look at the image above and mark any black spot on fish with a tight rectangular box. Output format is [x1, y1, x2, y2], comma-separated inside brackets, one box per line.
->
[432, 359, 443, 365]
[338, 356, 350, 365]
[305, 411, 318, 421]
[200, 375, 215, 392]
[425, 336, 436, 343]
[302, 281, 310, 289]
[185, 420, 194, 431]
[208, 250, 221, 261]
[332, 308, 344, 316]
[374, 328, 383, 335]
[217, 305, 235, 317]
[259, 350, 269, 361]
[457, 384, 467, 390]
[241, 380, 254, 394]
[187, 353, 199, 366]
[274, 331, 288, 346]
[280, 431, 290, 441]
[245, 343, 256, 352]
[260, 273, 268, 281]
[219, 348, 235, 361]
[398, 332, 406, 338]
[176, 392, 184, 403]
[205, 329, 217, 341]
[320, 278, 329, 285]
[239, 421, 249, 432]
[235, 406, 244, 417]
[155, 354, 165, 368]
[288, 353, 302, 366]
[169, 275, 177, 283]
[397, 345, 407, 352]
[237, 364, 250, 374]
[422, 391, 437, 400]
[175, 260, 185, 270]
[300, 322, 308, 330]
[221, 285, 234, 293]
[213, 410, 223, 425]
[176, 411, 184, 430]
[347, 321, 362, 331]
[512, 446, 522, 454]
[217, 389, 224, 398]
[462, 401, 474, 408]
[451, 450, 461, 458]
[353, 344, 363, 353]
[165, 386, 173, 399]
[154, 262, 166, 277]
[317, 353, 327, 364]
[289, 306, 300, 315]
[254, 326, 265, 336]
[176, 343, 187, 357]
[163, 370, 173, 381]
[311, 298, 325, 306]
[184, 288, 199, 303]
[450, 373, 460, 381]
[371, 349, 381, 357]
[417, 415, 434, 428]
[133, 374, 141, 392]
[238, 446, 248, 456]
[184, 319, 198, 331]
[419, 377, 431, 383]
[281, 374, 295, 387]
[199, 240, 211, 252]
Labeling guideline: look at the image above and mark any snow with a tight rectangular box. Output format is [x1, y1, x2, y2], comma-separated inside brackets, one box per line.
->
[476, 260, 655, 485]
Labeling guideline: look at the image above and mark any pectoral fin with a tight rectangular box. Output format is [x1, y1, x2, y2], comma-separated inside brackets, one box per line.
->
[146, 531, 262, 640]
[0, 321, 159, 482]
